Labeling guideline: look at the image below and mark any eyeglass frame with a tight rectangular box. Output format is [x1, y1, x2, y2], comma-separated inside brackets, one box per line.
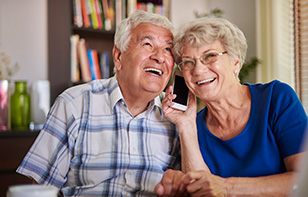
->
[177, 51, 228, 71]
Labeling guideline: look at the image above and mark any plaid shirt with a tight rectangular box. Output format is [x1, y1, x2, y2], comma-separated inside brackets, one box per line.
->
[17, 76, 180, 196]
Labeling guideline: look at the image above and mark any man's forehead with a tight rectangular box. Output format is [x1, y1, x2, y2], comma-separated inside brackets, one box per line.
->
[133, 23, 172, 35]
[132, 24, 173, 43]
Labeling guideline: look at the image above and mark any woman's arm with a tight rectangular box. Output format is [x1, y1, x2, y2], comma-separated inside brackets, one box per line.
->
[162, 86, 210, 173]
[176, 118, 210, 173]
[181, 153, 302, 196]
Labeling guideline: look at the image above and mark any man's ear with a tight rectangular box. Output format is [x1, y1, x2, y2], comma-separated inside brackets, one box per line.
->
[113, 45, 122, 71]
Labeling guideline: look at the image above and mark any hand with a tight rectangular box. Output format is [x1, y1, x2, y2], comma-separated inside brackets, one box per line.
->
[162, 86, 197, 127]
[182, 171, 227, 197]
[155, 169, 188, 196]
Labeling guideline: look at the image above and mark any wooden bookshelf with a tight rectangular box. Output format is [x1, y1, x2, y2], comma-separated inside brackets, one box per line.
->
[48, 0, 72, 104]
[47, 0, 115, 104]
[47, 0, 170, 103]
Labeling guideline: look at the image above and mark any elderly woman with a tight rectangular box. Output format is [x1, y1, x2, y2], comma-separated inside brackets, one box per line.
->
[155, 17, 308, 196]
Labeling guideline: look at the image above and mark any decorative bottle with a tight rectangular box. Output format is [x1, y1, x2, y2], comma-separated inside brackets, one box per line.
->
[10, 81, 31, 130]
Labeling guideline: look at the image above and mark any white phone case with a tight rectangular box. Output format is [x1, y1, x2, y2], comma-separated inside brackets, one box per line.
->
[171, 71, 189, 111]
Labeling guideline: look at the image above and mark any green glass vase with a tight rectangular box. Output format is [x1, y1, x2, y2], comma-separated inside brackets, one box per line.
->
[10, 81, 31, 130]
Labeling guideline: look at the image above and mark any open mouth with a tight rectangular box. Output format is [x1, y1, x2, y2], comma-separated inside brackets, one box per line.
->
[196, 78, 215, 85]
[144, 68, 163, 76]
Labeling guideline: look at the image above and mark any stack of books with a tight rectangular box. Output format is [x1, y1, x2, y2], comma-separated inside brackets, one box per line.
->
[70, 34, 111, 83]
[73, 0, 170, 30]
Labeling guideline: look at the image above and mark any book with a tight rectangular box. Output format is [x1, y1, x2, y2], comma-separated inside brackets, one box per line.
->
[136, 2, 146, 11]
[87, 49, 96, 80]
[73, 0, 83, 27]
[155, 4, 162, 15]
[92, 50, 102, 79]
[89, 0, 99, 29]
[81, 0, 91, 27]
[85, 0, 93, 27]
[78, 38, 92, 82]
[98, 0, 106, 28]
[102, 0, 115, 30]
[115, 0, 126, 27]
[87, 49, 102, 80]
[122, 0, 126, 19]
[102, 0, 112, 31]
[146, 2, 154, 13]
[115, 0, 122, 28]
[100, 51, 110, 79]
[70, 34, 81, 83]
[127, 0, 137, 16]
[163, 0, 169, 18]
[108, 0, 115, 29]
[94, 0, 103, 29]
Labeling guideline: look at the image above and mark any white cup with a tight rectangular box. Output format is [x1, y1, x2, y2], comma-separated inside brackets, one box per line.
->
[7, 185, 58, 197]
[30, 80, 50, 128]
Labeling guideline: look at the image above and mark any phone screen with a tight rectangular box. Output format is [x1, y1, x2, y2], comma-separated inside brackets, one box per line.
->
[173, 75, 189, 105]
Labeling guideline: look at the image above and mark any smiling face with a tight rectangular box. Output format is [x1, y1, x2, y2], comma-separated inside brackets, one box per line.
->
[114, 23, 174, 101]
[181, 40, 240, 102]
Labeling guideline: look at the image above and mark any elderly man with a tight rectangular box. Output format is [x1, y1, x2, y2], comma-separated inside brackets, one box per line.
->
[17, 10, 180, 196]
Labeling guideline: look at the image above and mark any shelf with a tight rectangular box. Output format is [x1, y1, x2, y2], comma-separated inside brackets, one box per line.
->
[0, 130, 40, 138]
[72, 26, 115, 35]
[0, 130, 39, 196]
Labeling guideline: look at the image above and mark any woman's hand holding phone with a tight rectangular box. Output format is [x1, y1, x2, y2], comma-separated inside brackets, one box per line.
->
[162, 80, 197, 128]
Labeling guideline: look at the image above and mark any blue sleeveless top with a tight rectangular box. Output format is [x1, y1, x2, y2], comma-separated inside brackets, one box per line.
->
[197, 80, 308, 177]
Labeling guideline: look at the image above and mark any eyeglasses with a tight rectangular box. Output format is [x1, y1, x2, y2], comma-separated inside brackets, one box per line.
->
[178, 51, 228, 71]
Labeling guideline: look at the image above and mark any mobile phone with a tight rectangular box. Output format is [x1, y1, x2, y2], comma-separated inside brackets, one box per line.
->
[171, 71, 189, 111]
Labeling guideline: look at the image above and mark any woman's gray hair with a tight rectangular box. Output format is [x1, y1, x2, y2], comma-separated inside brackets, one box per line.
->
[173, 17, 247, 71]
[114, 10, 174, 52]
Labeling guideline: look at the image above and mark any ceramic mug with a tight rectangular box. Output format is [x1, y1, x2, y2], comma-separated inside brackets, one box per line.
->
[7, 185, 58, 197]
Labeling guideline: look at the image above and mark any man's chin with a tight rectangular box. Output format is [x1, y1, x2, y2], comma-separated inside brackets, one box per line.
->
[145, 87, 164, 97]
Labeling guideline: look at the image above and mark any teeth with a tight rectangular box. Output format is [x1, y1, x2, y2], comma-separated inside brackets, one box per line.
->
[197, 78, 214, 85]
[144, 68, 163, 76]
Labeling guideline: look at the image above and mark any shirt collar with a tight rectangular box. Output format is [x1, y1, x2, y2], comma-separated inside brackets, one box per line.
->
[152, 95, 164, 120]
[109, 76, 124, 110]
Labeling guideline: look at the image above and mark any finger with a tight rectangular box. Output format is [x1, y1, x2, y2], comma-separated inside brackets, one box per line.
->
[158, 170, 175, 196]
[167, 94, 177, 102]
[162, 93, 176, 103]
[169, 171, 186, 196]
[166, 86, 174, 95]
[155, 183, 164, 196]
[186, 92, 197, 112]
[188, 92, 196, 105]
[181, 171, 203, 185]
[161, 180, 173, 196]
[186, 178, 204, 194]
[174, 182, 187, 196]
[163, 98, 175, 108]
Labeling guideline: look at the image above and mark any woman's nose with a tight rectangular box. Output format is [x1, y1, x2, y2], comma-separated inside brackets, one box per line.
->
[192, 59, 209, 75]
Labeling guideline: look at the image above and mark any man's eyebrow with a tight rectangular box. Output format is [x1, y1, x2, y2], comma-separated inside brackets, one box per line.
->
[166, 40, 173, 46]
[139, 35, 173, 46]
[139, 35, 153, 42]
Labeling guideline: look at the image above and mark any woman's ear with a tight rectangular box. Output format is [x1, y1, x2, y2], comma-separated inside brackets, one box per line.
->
[233, 56, 240, 73]
[113, 45, 122, 71]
